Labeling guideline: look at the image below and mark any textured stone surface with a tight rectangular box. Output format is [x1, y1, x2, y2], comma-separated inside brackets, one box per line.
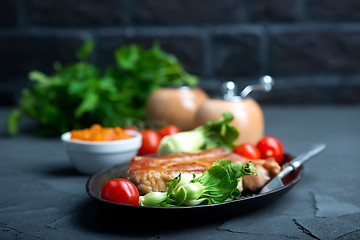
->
[0, 33, 89, 103]
[314, 193, 360, 217]
[2, 0, 360, 105]
[1, 106, 360, 239]
[248, 0, 301, 21]
[96, 33, 205, 76]
[0, 0, 17, 27]
[0, 33, 89, 105]
[26, 0, 126, 26]
[254, 85, 333, 104]
[212, 30, 261, 77]
[0, 34, 86, 78]
[269, 28, 360, 75]
[134, 0, 243, 24]
[308, 0, 360, 21]
[335, 85, 360, 104]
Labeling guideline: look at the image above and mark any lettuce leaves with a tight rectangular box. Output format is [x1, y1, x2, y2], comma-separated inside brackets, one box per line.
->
[157, 112, 239, 155]
[139, 159, 257, 207]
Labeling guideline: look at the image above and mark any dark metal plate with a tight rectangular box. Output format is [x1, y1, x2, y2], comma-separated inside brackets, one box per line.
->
[86, 154, 302, 222]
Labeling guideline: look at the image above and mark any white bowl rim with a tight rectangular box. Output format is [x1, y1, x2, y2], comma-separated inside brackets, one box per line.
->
[60, 129, 141, 145]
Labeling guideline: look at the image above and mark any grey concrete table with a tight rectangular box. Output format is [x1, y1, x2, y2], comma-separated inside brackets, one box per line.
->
[1, 106, 360, 240]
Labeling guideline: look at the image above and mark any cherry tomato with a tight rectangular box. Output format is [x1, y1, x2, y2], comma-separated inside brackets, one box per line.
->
[256, 136, 284, 163]
[101, 178, 139, 205]
[158, 125, 181, 138]
[138, 129, 161, 155]
[233, 143, 261, 159]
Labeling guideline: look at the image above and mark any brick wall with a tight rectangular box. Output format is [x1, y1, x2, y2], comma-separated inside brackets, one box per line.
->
[1, 0, 360, 105]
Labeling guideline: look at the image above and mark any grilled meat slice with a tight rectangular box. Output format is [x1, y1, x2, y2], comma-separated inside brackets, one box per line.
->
[127, 148, 227, 195]
[126, 148, 281, 195]
[224, 153, 282, 192]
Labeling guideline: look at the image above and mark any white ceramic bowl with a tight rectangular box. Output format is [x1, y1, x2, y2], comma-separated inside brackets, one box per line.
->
[61, 130, 142, 175]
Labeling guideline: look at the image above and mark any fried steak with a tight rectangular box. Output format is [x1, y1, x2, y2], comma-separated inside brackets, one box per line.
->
[126, 148, 281, 195]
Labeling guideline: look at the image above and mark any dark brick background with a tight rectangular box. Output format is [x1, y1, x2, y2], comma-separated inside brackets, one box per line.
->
[1, 0, 360, 105]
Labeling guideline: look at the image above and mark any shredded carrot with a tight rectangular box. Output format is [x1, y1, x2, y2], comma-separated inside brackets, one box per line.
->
[70, 124, 134, 141]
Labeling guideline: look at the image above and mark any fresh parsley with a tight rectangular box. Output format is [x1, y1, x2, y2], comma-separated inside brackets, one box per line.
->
[7, 39, 198, 136]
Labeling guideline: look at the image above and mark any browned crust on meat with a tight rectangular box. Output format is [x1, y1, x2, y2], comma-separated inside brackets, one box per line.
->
[127, 148, 281, 195]
[129, 148, 228, 172]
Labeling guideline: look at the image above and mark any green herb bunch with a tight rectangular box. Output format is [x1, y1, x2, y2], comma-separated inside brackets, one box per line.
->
[7, 39, 198, 136]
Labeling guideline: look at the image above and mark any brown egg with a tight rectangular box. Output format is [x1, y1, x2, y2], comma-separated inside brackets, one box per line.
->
[146, 87, 208, 130]
[193, 98, 264, 145]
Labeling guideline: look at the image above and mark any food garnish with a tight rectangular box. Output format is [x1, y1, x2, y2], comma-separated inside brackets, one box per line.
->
[101, 178, 139, 205]
[137, 125, 182, 155]
[233, 143, 261, 160]
[256, 136, 284, 163]
[157, 112, 239, 155]
[139, 159, 257, 207]
[158, 125, 181, 138]
[138, 129, 161, 155]
[233, 136, 284, 163]
[70, 124, 133, 141]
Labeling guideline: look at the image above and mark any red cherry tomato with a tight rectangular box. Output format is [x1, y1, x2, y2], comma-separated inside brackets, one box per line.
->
[138, 129, 161, 155]
[101, 178, 139, 205]
[256, 136, 284, 163]
[233, 143, 261, 159]
[158, 125, 181, 138]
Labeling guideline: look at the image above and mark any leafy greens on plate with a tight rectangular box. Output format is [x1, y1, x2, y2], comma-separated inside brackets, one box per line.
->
[139, 159, 258, 207]
[157, 112, 239, 155]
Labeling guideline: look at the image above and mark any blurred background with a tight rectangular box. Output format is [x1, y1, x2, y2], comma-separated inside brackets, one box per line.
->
[1, 0, 360, 106]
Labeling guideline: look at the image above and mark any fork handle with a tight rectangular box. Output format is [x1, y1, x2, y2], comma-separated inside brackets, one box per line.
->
[280, 143, 326, 177]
